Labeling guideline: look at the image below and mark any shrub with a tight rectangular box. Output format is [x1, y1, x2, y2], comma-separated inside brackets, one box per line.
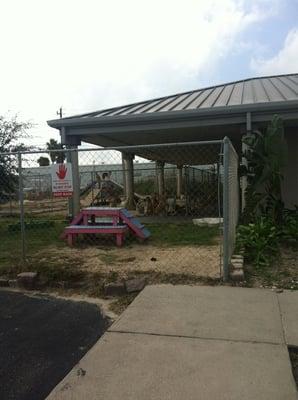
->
[236, 217, 280, 268]
[281, 208, 298, 247]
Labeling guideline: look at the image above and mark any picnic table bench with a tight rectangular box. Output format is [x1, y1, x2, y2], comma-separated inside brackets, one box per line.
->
[64, 225, 128, 247]
[63, 207, 150, 247]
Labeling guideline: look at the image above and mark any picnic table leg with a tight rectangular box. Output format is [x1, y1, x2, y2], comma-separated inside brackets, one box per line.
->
[67, 233, 73, 247]
[83, 215, 88, 225]
[116, 233, 123, 247]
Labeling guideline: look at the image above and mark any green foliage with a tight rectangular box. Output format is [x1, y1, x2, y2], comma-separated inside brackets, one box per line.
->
[236, 218, 280, 268]
[134, 178, 156, 195]
[0, 114, 31, 195]
[238, 116, 298, 269]
[7, 220, 55, 232]
[46, 138, 65, 164]
[281, 208, 298, 247]
[237, 208, 298, 269]
[37, 156, 50, 166]
[242, 115, 287, 224]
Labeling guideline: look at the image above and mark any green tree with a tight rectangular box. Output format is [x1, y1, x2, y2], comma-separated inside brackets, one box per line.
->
[46, 138, 65, 164]
[37, 156, 50, 166]
[0, 115, 31, 197]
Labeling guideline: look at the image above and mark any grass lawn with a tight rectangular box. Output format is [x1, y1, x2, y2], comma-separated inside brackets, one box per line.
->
[0, 216, 66, 272]
[147, 223, 219, 246]
[0, 215, 219, 274]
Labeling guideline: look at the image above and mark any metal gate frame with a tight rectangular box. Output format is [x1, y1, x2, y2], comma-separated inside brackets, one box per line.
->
[223, 136, 239, 281]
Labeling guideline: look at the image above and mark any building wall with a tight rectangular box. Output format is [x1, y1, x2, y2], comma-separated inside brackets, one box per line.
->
[282, 129, 298, 209]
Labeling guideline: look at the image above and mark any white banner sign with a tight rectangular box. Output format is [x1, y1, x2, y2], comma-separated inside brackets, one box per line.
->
[51, 163, 73, 197]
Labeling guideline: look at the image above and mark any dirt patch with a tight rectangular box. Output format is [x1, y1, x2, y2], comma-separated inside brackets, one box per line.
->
[109, 293, 138, 315]
[37, 243, 221, 279]
[245, 247, 298, 289]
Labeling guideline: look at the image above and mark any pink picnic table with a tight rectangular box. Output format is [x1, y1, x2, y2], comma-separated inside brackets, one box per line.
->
[63, 207, 150, 247]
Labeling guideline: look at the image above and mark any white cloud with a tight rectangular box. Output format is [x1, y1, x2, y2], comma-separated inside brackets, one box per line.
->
[0, 0, 279, 145]
[251, 28, 298, 75]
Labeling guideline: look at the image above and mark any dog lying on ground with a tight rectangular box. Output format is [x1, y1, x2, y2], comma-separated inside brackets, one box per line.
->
[136, 193, 176, 216]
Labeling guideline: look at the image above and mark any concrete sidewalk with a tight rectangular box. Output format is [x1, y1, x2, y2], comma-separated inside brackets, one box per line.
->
[47, 286, 298, 400]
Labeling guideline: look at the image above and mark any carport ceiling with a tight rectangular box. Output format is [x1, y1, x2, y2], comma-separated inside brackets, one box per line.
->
[120, 142, 223, 165]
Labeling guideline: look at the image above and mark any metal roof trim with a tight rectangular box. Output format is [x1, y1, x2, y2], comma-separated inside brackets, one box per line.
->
[48, 99, 298, 129]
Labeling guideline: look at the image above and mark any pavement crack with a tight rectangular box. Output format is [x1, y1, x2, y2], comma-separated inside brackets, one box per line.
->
[276, 292, 287, 345]
[107, 328, 284, 346]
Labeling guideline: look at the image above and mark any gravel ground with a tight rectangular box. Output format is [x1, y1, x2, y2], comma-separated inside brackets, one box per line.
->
[38, 244, 221, 279]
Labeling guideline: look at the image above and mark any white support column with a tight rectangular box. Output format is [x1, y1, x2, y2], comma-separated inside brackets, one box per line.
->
[122, 152, 135, 209]
[121, 153, 127, 198]
[156, 161, 165, 196]
[61, 130, 81, 219]
[66, 145, 80, 218]
[176, 165, 183, 199]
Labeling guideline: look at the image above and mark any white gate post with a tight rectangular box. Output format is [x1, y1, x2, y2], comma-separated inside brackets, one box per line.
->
[223, 137, 230, 282]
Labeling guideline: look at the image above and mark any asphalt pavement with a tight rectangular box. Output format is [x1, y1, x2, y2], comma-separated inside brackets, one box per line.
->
[0, 290, 109, 400]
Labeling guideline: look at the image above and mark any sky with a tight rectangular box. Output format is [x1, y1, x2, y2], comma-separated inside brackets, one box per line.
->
[0, 0, 297, 147]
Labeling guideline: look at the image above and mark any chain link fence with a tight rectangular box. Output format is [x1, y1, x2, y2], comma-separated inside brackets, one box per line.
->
[0, 140, 239, 284]
[223, 137, 240, 280]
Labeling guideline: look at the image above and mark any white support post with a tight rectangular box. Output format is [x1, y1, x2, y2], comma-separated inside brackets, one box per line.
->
[176, 165, 183, 199]
[156, 161, 165, 196]
[122, 152, 135, 209]
[223, 137, 230, 282]
[121, 152, 127, 198]
[66, 145, 80, 218]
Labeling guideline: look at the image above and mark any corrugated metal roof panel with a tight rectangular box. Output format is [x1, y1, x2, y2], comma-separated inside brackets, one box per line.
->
[288, 75, 298, 85]
[178, 89, 212, 110]
[261, 78, 285, 101]
[252, 79, 269, 103]
[242, 80, 255, 104]
[213, 84, 234, 107]
[280, 76, 298, 93]
[200, 86, 225, 108]
[57, 73, 298, 122]
[171, 91, 202, 111]
[271, 77, 297, 100]
[119, 101, 154, 115]
[159, 92, 194, 111]
[144, 95, 179, 113]
[133, 99, 168, 114]
[228, 81, 244, 105]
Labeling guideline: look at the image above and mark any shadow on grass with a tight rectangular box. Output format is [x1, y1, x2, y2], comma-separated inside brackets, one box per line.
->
[147, 223, 219, 246]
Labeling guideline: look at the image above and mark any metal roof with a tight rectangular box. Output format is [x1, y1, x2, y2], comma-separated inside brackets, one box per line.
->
[55, 73, 298, 122]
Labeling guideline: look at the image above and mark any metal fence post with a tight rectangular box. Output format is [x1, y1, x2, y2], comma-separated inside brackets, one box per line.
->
[66, 148, 73, 217]
[18, 152, 26, 263]
[223, 137, 230, 281]
[71, 148, 81, 216]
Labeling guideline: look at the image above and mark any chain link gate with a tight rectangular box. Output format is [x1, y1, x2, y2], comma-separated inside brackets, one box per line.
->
[223, 137, 240, 280]
[0, 139, 239, 281]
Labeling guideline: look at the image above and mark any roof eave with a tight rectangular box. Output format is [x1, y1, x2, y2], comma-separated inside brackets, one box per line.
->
[47, 100, 298, 130]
